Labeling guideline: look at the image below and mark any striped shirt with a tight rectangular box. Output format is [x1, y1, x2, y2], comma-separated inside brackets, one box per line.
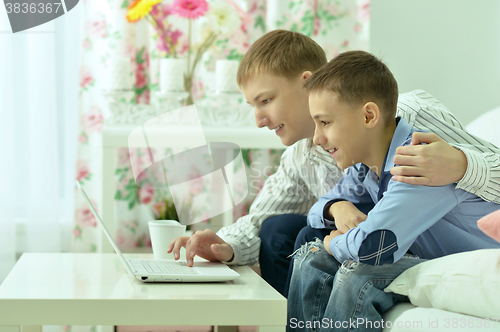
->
[218, 90, 500, 265]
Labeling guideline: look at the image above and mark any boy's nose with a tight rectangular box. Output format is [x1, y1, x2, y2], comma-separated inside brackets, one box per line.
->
[313, 131, 326, 146]
[254, 108, 269, 128]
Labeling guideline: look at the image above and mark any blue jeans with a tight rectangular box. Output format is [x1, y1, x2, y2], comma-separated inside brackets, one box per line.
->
[284, 225, 331, 298]
[259, 214, 308, 297]
[287, 240, 424, 332]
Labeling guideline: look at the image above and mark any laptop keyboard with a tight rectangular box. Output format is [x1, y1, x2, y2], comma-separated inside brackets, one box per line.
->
[136, 260, 198, 275]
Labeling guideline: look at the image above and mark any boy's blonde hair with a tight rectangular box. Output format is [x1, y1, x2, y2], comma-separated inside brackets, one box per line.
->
[304, 50, 399, 124]
[237, 30, 327, 87]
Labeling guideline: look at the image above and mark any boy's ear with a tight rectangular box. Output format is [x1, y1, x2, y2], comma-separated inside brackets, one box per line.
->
[363, 102, 380, 128]
[302, 71, 313, 81]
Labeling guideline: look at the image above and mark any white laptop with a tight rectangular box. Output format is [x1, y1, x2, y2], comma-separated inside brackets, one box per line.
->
[76, 181, 240, 282]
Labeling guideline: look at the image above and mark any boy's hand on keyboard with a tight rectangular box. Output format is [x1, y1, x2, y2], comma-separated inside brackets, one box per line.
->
[167, 229, 234, 267]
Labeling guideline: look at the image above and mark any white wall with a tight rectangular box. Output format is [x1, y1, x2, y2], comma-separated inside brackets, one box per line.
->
[370, 0, 500, 125]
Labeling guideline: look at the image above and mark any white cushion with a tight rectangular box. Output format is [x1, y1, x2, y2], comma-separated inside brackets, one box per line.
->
[384, 249, 500, 319]
[465, 106, 500, 147]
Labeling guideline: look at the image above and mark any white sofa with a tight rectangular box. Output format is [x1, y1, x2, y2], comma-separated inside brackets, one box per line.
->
[381, 108, 500, 331]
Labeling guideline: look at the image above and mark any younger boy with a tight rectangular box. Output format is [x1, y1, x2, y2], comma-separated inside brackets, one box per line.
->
[287, 50, 500, 331]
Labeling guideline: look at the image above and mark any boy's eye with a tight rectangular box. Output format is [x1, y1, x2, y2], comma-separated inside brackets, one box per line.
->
[262, 98, 271, 104]
[321, 121, 329, 126]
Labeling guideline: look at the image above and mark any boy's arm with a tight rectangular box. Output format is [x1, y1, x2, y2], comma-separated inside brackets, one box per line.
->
[328, 180, 460, 265]
[217, 144, 337, 265]
[395, 90, 500, 203]
[308, 165, 374, 230]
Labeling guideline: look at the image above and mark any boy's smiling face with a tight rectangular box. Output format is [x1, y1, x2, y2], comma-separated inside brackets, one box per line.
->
[309, 90, 368, 169]
[242, 71, 316, 146]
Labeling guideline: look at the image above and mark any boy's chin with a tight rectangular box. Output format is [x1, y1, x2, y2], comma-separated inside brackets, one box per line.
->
[280, 134, 300, 146]
[335, 160, 350, 170]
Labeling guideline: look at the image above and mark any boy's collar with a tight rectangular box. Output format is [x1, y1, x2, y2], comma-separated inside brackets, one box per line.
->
[381, 117, 414, 175]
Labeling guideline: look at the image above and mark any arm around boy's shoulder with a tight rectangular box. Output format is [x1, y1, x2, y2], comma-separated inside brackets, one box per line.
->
[396, 89, 500, 204]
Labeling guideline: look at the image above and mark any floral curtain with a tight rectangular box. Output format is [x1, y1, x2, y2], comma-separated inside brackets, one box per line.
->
[73, 0, 370, 253]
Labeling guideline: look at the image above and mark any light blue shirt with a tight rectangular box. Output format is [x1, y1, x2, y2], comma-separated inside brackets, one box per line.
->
[308, 118, 500, 265]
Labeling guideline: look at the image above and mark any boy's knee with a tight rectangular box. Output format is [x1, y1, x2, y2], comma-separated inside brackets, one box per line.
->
[291, 239, 325, 269]
[261, 214, 307, 241]
[294, 225, 330, 250]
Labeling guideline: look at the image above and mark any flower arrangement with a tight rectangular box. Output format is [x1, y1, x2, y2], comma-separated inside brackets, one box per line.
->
[152, 192, 201, 231]
[126, 0, 241, 105]
[152, 194, 179, 221]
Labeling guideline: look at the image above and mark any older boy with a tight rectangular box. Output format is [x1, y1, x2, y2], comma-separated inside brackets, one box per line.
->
[287, 50, 500, 331]
[169, 30, 500, 297]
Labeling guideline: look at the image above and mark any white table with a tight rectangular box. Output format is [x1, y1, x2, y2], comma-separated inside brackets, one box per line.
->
[0, 253, 287, 332]
[101, 124, 284, 253]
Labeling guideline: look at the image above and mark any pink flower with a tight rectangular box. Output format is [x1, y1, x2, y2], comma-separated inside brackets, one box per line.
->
[152, 200, 166, 218]
[192, 79, 205, 100]
[156, 28, 183, 53]
[76, 160, 90, 182]
[81, 105, 104, 133]
[357, 0, 370, 23]
[82, 39, 92, 50]
[78, 133, 88, 144]
[313, 16, 321, 36]
[73, 227, 82, 238]
[226, 0, 253, 33]
[75, 204, 97, 228]
[151, 3, 173, 21]
[86, 14, 108, 38]
[135, 64, 148, 89]
[136, 168, 149, 183]
[118, 149, 132, 167]
[249, 1, 258, 14]
[171, 0, 209, 19]
[138, 182, 155, 204]
[79, 66, 93, 89]
[342, 40, 349, 47]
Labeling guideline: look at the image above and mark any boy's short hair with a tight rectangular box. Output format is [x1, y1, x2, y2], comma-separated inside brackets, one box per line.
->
[303, 50, 399, 124]
[237, 30, 327, 87]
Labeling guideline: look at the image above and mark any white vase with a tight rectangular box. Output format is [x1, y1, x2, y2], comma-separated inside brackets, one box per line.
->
[160, 58, 187, 92]
[104, 57, 134, 91]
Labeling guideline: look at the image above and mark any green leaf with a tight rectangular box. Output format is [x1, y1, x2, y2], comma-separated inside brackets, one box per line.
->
[121, 0, 129, 9]
[300, 11, 314, 36]
[134, 86, 148, 96]
[125, 190, 135, 201]
[128, 200, 136, 210]
[136, 47, 145, 64]
[115, 167, 129, 175]
[227, 49, 243, 61]
[241, 149, 251, 167]
[254, 16, 265, 32]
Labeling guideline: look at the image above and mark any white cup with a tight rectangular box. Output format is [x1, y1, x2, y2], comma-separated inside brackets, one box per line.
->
[149, 220, 186, 260]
